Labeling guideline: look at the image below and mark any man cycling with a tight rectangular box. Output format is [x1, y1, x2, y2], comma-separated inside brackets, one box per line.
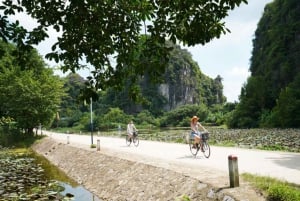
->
[127, 120, 137, 141]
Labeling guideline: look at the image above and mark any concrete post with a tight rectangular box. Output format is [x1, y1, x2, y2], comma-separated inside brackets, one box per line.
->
[97, 139, 100, 151]
[228, 155, 239, 187]
[67, 136, 70, 144]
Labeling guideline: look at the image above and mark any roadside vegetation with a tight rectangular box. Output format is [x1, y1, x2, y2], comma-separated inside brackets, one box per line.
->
[176, 173, 300, 201]
[242, 173, 300, 201]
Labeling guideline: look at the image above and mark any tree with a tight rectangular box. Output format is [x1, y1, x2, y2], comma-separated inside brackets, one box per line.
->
[58, 73, 86, 127]
[94, 107, 132, 130]
[270, 74, 300, 127]
[0, 0, 248, 97]
[0, 41, 64, 134]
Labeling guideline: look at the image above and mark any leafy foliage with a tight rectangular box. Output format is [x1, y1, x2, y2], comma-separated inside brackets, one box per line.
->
[228, 0, 300, 128]
[1, 0, 247, 97]
[135, 110, 159, 126]
[94, 108, 132, 130]
[56, 73, 86, 127]
[243, 173, 300, 201]
[160, 104, 208, 127]
[268, 74, 300, 127]
[0, 41, 64, 134]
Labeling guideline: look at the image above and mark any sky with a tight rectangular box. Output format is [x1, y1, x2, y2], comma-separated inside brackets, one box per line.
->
[187, 0, 273, 102]
[10, 0, 273, 103]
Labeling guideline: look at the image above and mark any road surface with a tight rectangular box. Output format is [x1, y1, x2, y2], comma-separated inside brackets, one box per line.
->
[44, 131, 300, 185]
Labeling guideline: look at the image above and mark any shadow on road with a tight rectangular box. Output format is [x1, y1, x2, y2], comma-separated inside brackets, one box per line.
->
[267, 153, 300, 170]
[177, 155, 206, 160]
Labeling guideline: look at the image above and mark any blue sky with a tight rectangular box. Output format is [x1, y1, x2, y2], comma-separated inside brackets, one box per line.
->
[10, 0, 273, 102]
[186, 0, 273, 102]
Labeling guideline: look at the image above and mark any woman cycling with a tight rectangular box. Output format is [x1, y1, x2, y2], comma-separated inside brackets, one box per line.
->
[190, 116, 207, 149]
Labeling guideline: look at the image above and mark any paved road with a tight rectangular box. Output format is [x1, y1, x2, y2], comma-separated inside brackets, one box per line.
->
[44, 131, 300, 185]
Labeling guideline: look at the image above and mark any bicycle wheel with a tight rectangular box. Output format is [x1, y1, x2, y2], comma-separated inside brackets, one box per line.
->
[202, 141, 211, 158]
[126, 135, 132, 146]
[189, 139, 199, 156]
[133, 136, 139, 147]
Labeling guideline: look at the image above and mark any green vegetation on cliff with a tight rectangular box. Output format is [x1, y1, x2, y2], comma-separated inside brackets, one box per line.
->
[227, 0, 300, 128]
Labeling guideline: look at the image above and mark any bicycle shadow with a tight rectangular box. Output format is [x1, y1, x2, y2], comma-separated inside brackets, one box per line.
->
[119, 145, 131, 148]
[119, 145, 139, 148]
[177, 154, 206, 160]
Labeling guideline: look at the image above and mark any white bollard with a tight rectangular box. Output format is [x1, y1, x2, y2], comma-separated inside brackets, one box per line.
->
[228, 155, 239, 187]
[97, 139, 100, 151]
[67, 136, 70, 144]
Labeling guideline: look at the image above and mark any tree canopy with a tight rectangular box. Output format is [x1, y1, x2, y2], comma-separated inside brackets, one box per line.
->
[0, 40, 65, 134]
[0, 0, 247, 97]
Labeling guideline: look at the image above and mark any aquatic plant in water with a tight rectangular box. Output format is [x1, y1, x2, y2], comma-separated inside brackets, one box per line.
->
[0, 148, 72, 201]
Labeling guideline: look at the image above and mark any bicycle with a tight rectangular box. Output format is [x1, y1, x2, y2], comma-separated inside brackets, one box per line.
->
[126, 131, 139, 147]
[189, 131, 210, 158]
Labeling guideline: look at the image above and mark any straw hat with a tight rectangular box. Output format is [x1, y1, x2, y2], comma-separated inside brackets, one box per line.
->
[191, 116, 199, 121]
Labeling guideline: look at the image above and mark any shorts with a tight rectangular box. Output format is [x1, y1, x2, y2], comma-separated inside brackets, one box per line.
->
[190, 131, 205, 140]
[190, 131, 201, 140]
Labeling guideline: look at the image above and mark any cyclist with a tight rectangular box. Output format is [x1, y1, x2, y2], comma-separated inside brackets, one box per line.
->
[190, 116, 207, 150]
[127, 120, 137, 141]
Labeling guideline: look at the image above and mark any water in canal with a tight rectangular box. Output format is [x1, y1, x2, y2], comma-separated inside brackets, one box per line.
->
[32, 150, 103, 201]
[58, 181, 102, 201]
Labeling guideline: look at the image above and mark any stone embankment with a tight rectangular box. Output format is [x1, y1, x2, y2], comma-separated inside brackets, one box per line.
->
[32, 137, 265, 201]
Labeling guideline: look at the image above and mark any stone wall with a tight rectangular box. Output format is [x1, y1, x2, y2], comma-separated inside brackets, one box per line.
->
[31, 138, 240, 201]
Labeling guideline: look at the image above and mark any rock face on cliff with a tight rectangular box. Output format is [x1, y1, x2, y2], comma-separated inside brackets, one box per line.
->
[32, 137, 242, 201]
[152, 44, 226, 111]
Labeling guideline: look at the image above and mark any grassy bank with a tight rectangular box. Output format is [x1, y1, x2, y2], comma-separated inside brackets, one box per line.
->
[242, 173, 300, 201]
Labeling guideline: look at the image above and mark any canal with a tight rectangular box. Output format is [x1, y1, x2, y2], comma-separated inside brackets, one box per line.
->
[0, 148, 102, 201]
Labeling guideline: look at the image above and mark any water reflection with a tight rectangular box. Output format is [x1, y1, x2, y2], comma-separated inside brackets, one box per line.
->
[59, 181, 102, 201]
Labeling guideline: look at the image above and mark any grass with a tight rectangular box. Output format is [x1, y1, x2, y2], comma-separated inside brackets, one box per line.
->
[242, 173, 300, 201]
[31, 149, 78, 186]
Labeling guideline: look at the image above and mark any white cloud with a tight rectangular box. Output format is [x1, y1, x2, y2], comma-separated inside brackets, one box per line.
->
[187, 0, 273, 102]
[228, 66, 251, 77]
[222, 66, 250, 102]
[8, 12, 62, 68]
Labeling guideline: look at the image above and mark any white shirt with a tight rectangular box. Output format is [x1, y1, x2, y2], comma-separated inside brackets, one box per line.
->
[127, 123, 136, 135]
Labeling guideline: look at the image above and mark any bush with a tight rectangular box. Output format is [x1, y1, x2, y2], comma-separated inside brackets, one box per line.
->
[268, 184, 300, 201]
[135, 110, 159, 126]
[160, 104, 208, 127]
[242, 173, 300, 201]
[94, 108, 133, 130]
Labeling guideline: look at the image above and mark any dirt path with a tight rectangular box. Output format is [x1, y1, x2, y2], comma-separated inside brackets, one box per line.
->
[32, 135, 266, 201]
